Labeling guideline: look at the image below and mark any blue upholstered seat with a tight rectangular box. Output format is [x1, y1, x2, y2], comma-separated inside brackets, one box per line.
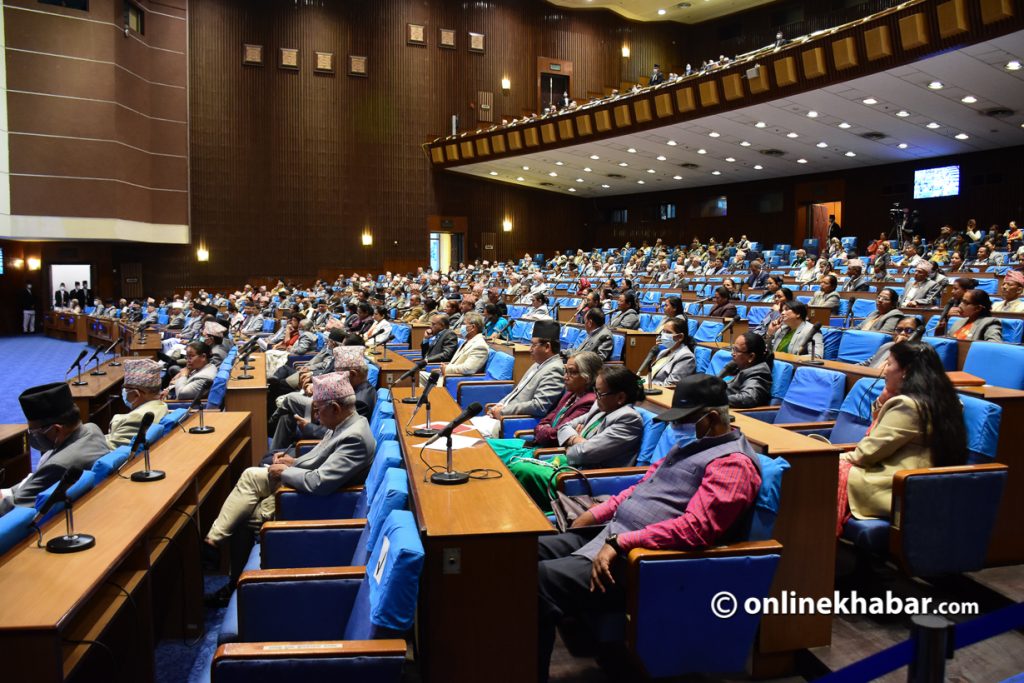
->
[829, 378, 884, 444]
[836, 330, 889, 364]
[0, 506, 37, 556]
[963, 341, 1024, 389]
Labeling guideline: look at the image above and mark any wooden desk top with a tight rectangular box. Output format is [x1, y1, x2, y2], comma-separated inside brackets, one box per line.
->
[368, 349, 417, 370]
[128, 335, 163, 352]
[488, 340, 530, 353]
[643, 389, 842, 457]
[0, 424, 27, 444]
[390, 387, 553, 538]
[770, 352, 985, 387]
[227, 351, 267, 390]
[0, 411, 250, 630]
[68, 358, 125, 400]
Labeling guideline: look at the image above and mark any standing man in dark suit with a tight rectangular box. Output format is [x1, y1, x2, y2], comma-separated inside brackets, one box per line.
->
[54, 282, 70, 309]
[827, 215, 841, 240]
[20, 282, 38, 333]
[70, 281, 84, 308]
[81, 280, 92, 305]
[648, 64, 666, 86]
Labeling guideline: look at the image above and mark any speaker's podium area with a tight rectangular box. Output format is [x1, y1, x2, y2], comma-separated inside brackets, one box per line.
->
[1, 0, 1024, 681]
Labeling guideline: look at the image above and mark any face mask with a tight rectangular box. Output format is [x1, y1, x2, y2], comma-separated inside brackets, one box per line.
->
[121, 388, 134, 407]
[659, 332, 677, 346]
[459, 325, 467, 336]
[29, 426, 56, 453]
[667, 422, 697, 449]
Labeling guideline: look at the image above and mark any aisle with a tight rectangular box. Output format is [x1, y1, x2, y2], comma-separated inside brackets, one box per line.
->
[0, 334, 92, 425]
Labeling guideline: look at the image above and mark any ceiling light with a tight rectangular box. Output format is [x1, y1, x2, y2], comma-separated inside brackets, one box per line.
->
[797, 158, 808, 164]
[637, 180, 645, 184]
[708, 131, 720, 138]
[927, 80, 943, 89]
[786, 132, 799, 138]
[845, 151, 856, 157]
[926, 122, 940, 129]
[555, 161, 564, 166]
[656, 155, 667, 161]
[601, 184, 610, 188]
[516, 176, 524, 181]
[568, 187, 576, 192]
[583, 167, 592, 172]
[896, 110, 910, 117]
[816, 141, 828, 148]
[898, 143, 908, 149]
[657, 8, 666, 15]
[711, 170, 721, 175]
[725, 157, 735, 162]
[666, 140, 677, 146]
[753, 164, 763, 170]
[575, 178, 584, 182]
[806, 110, 818, 118]
[627, 147, 637, 153]
[673, 175, 682, 180]
[1006, 60, 1022, 71]
[619, 162, 628, 167]
[961, 95, 977, 104]
[590, 154, 600, 160]
[740, 140, 751, 147]
[489, 171, 498, 176]
[522, 165, 530, 170]
[646, 169, 656, 174]
[697, 148, 707, 154]
[754, 121, 766, 128]
[862, 97, 878, 105]
[548, 171, 558, 176]
[955, 133, 969, 140]
[838, 122, 851, 129]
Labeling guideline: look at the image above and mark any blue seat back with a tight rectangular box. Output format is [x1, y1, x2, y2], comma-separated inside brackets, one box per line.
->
[963, 341, 1024, 389]
[34, 470, 97, 524]
[693, 321, 724, 343]
[355, 468, 410, 563]
[91, 445, 132, 480]
[261, 318, 276, 332]
[708, 349, 732, 377]
[0, 506, 37, 555]
[769, 360, 794, 405]
[367, 364, 380, 387]
[694, 346, 712, 374]
[830, 378, 884, 444]
[775, 367, 845, 423]
[837, 330, 889, 364]
[485, 351, 515, 380]
[611, 333, 625, 361]
[746, 307, 770, 326]
[376, 420, 398, 444]
[159, 408, 187, 436]
[961, 395, 1001, 463]
[851, 298, 876, 318]
[343, 510, 425, 639]
[923, 337, 958, 370]
[821, 327, 842, 360]
[634, 406, 667, 467]
[207, 370, 230, 409]
[639, 314, 660, 332]
[748, 455, 790, 541]
[975, 278, 998, 294]
[510, 320, 534, 343]
[1001, 318, 1024, 344]
[391, 324, 411, 345]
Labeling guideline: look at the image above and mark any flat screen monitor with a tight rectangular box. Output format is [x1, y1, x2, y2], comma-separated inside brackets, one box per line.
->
[913, 165, 960, 199]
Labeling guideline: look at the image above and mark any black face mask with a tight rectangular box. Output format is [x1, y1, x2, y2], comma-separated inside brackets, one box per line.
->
[29, 425, 57, 453]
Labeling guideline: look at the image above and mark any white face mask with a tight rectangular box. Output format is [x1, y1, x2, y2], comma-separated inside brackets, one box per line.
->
[659, 332, 677, 346]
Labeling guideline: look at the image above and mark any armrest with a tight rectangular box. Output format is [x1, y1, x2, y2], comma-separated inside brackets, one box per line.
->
[215, 639, 408, 661]
[892, 462, 1008, 492]
[457, 381, 515, 408]
[513, 429, 536, 438]
[500, 415, 538, 439]
[777, 420, 837, 431]
[295, 440, 321, 454]
[238, 566, 367, 586]
[626, 540, 783, 564]
[275, 485, 362, 521]
[532, 448, 565, 460]
[734, 406, 779, 413]
[260, 519, 368, 542]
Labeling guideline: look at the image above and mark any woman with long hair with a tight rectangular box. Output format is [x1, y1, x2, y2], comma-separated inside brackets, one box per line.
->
[837, 342, 967, 533]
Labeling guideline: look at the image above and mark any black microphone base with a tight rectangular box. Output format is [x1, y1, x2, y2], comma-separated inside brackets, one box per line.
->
[430, 470, 470, 485]
[400, 397, 420, 404]
[131, 469, 166, 482]
[234, 373, 254, 380]
[644, 388, 663, 395]
[70, 380, 88, 386]
[804, 359, 825, 365]
[240, 364, 255, 371]
[412, 428, 438, 438]
[189, 425, 216, 434]
[90, 370, 107, 376]
[377, 358, 393, 363]
[47, 533, 95, 554]
[109, 361, 122, 366]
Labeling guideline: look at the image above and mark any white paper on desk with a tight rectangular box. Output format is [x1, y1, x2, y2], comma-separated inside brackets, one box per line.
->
[417, 434, 482, 451]
[469, 415, 500, 438]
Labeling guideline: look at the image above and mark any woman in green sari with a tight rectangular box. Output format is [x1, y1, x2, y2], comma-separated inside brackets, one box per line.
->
[488, 352, 602, 510]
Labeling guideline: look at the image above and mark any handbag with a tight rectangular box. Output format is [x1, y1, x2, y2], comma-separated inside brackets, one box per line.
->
[546, 465, 609, 533]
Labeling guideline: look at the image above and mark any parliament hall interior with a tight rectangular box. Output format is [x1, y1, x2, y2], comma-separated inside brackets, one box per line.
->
[2, 0, 1024, 681]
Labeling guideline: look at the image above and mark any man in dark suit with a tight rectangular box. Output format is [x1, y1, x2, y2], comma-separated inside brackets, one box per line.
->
[54, 282, 70, 309]
[70, 281, 84, 308]
[648, 64, 666, 86]
[827, 215, 841, 239]
[20, 282, 38, 333]
[743, 259, 769, 290]
[421, 313, 459, 363]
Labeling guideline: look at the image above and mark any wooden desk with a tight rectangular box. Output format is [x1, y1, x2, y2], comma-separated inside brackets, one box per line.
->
[86, 316, 120, 348]
[409, 323, 431, 351]
[374, 352, 418, 390]
[642, 391, 842, 674]
[126, 332, 162, 359]
[68, 358, 127, 431]
[0, 425, 30, 489]
[0, 412, 251, 683]
[557, 304, 581, 323]
[225, 352, 268, 465]
[807, 305, 834, 326]
[487, 340, 532, 383]
[391, 388, 553, 683]
[620, 329, 658, 373]
[43, 311, 88, 343]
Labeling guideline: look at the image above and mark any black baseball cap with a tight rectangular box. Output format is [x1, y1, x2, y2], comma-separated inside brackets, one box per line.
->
[654, 374, 728, 422]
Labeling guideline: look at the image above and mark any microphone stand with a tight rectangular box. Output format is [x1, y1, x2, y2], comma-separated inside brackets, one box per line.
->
[411, 398, 436, 437]
[378, 336, 392, 364]
[130, 439, 165, 482]
[46, 498, 95, 553]
[188, 403, 216, 434]
[430, 432, 470, 486]
[70, 360, 88, 387]
[400, 371, 421, 404]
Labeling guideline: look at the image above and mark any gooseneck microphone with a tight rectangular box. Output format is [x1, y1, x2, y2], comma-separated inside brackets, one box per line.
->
[428, 402, 484, 486]
[397, 360, 429, 404]
[32, 467, 95, 553]
[67, 349, 89, 386]
[803, 323, 825, 365]
[128, 412, 164, 482]
[188, 392, 215, 434]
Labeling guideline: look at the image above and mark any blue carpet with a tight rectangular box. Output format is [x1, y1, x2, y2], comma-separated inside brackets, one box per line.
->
[156, 574, 230, 683]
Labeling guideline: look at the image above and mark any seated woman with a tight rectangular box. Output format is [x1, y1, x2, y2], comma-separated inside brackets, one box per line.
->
[860, 317, 921, 369]
[837, 342, 966, 534]
[938, 289, 1002, 342]
[759, 275, 785, 303]
[607, 292, 641, 330]
[809, 274, 840, 313]
[707, 286, 738, 319]
[363, 305, 392, 347]
[162, 341, 217, 401]
[770, 301, 824, 357]
[483, 303, 510, 339]
[490, 360, 640, 511]
[719, 332, 772, 408]
[648, 317, 696, 386]
[521, 293, 553, 321]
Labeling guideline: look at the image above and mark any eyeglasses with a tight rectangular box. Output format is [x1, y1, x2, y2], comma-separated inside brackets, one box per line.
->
[894, 327, 917, 334]
[595, 390, 618, 399]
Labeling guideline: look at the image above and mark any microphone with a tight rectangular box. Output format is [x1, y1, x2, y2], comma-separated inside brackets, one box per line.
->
[32, 467, 95, 554]
[409, 371, 440, 436]
[129, 412, 165, 482]
[188, 392, 215, 434]
[396, 360, 429, 404]
[718, 361, 739, 379]
[67, 349, 89, 386]
[802, 323, 824, 364]
[378, 333, 396, 363]
[933, 298, 955, 336]
[845, 303, 855, 329]
[427, 402, 484, 487]
[637, 342, 664, 396]
[129, 411, 156, 456]
[715, 318, 737, 344]
[908, 325, 927, 343]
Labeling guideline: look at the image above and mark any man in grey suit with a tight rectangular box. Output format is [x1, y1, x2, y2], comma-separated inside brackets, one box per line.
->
[575, 309, 614, 360]
[205, 372, 376, 549]
[421, 314, 459, 363]
[486, 320, 564, 420]
[1, 382, 110, 516]
[900, 262, 944, 307]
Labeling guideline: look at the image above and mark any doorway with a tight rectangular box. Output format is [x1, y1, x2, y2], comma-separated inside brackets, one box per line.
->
[806, 201, 842, 252]
[429, 232, 464, 274]
[540, 73, 570, 110]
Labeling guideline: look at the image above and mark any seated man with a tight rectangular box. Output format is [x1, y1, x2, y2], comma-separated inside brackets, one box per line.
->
[204, 372, 376, 552]
[106, 359, 168, 450]
[536, 375, 762, 681]
[1, 383, 110, 516]
[575, 309, 614, 361]
[421, 313, 459, 363]
[484, 320, 565, 430]
[426, 312, 489, 385]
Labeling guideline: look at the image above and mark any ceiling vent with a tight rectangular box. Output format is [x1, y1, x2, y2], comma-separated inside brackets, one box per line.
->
[679, 162, 699, 169]
[759, 148, 785, 156]
[606, 173, 626, 179]
[860, 131, 886, 141]
[675, 2, 691, 7]
[539, 182, 554, 187]
[983, 107, 1014, 118]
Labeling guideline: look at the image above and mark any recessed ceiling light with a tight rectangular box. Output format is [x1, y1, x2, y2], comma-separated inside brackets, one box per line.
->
[1007, 60, 1022, 71]
[845, 151, 856, 157]
[637, 180, 645, 184]
[955, 133, 969, 140]
[568, 187, 576, 192]
[516, 176, 525, 181]
[522, 165, 530, 170]
[619, 162, 628, 166]
[740, 140, 751, 147]
[754, 121, 767, 128]
[862, 97, 878, 105]
[816, 141, 828, 148]
[601, 184, 610, 188]
[666, 140, 677, 146]
[787, 132, 799, 138]
[725, 157, 736, 162]
[896, 110, 910, 117]
[898, 143, 908, 149]
[961, 95, 977, 104]
[590, 154, 600, 160]
[926, 122, 940, 129]
[673, 175, 682, 180]
[697, 148, 707, 154]
[838, 122, 851, 129]
[575, 178, 584, 182]
[797, 158, 808, 164]
[489, 171, 498, 176]
[646, 169, 656, 174]
[555, 161, 564, 166]
[656, 155, 667, 161]
[708, 131, 720, 137]
[548, 171, 558, 176]
[753, 164, 763, 170]
[583, 167, 592, 172]
[627, 147, 637, 153]
[928, 80, 943, 90]
[711, 170, 721, 175]
[657, 8, 666, 15]
[806, 111, 818, 118]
